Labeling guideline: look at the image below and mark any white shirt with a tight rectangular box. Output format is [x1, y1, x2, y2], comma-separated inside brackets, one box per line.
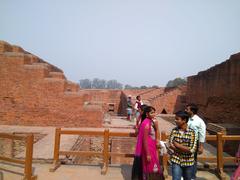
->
[134, 100, 143, 111]
[188, 114, 206, 143]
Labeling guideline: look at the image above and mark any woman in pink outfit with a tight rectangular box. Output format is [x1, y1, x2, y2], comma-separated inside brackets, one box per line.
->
[132, 106, 164, 180]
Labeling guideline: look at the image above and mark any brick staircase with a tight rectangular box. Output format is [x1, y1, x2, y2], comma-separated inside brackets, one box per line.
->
[0, 41, 103, 127]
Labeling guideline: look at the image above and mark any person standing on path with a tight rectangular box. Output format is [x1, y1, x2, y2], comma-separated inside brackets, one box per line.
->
[185, 103, 206, 180]
[127, 95, 133, 121]
[132, 106, 164, 180]
[134, 95, 143, 121]
[169, 110, 197, 180]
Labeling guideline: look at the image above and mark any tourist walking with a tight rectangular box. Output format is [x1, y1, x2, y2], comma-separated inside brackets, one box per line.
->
[127, 95, 133, 121]
[134, 95, 143, 121]
[132, 106, 164, 180]
[185, 103, 206, 179]
[169, 110, 197, 180]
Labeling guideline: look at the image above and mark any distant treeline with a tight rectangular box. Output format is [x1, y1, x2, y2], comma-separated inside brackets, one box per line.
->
[79, 77, 186, 89]
[166, 77, 187, 88]
[79, 78, 123, 89]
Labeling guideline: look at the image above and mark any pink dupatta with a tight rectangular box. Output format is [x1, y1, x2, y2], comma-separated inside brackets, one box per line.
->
[135, 118, 162, 174]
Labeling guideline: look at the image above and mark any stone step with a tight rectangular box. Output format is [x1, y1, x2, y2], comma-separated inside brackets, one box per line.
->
[0, 40, 13, 53]
[1, 52, 32, 65]
[65, 80, 80, 92]
[48, 72, 66, 79]
[43, 78, 66, 93]
[11, 45, 25, 53]
[24, 63, 50, 79]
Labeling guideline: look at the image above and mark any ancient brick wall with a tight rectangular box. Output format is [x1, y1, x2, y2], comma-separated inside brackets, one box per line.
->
[78, 89, 124, 115]
[123, 87, 186, 114]
[139, 88, 165, 100]
[150, 86, 186, 114]
[186, 53, 240, 125]
[0, 41, 103, 127]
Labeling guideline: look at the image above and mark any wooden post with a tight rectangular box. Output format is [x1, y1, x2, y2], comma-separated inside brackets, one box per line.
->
[217, 132, 226, 180]
[109, 139, 112, 164]
[23, 134, 37, 180]
[161, 131, 168, 179]
[10, 132, 14, 158]
[49, 128, 61, 172]
[101, 129, 109, 175]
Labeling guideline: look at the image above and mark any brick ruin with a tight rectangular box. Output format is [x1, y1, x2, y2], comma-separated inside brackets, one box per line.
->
[1, 40, 240, 163]
[1, 40, 239, 129]
[0, 41, 103, 127]
[186, 53, 240, 156]
[124, 86, 186, 114]
[186, 53, 240, 125]
[0, 41, 186, 128]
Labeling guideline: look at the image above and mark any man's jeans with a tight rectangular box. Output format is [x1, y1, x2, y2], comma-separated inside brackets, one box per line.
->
[172, 163, 193, 180]
[192, 161, 197, 179]
[192, 142, 199, 179]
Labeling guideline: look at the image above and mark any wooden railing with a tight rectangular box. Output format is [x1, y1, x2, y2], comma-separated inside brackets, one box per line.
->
[50, 128, 240, 179]
[49, 128, 137, 174]
[161, 132, 240, 180]
[0, 133, 37, 180]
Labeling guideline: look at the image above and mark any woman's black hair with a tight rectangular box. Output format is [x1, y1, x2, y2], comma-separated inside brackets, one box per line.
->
[175, 110, 189, 123]
[141, 106, 155, 123]
[140, 104, 148, 112]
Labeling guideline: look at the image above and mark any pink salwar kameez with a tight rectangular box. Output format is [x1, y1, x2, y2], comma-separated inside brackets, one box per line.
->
[133, 118, 164, 180]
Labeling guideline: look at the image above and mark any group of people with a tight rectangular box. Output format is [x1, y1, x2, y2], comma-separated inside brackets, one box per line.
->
[129, 95, 206, 180]
[168, 104, 206, 180]
[126, 95, 143, 121]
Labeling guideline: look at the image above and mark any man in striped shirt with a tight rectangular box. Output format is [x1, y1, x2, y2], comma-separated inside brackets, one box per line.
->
[169, 110, 197, 180]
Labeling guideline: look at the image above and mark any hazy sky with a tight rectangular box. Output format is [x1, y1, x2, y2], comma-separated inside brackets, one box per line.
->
[1, 1, 240, 87]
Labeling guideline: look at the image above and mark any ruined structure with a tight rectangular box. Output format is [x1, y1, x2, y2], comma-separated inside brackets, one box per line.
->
[0, 41, 186, 127]
[148, 86, 186, 114]
[0, 41, 103, 127]
[186, 53, 240, 125]
[1, 40, 239, 171]
[186, 53, 240, 156]
[124, 86, 186, 114]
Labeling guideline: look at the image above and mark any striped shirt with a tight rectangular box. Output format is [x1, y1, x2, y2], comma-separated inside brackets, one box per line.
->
[169, 126, 197, 167]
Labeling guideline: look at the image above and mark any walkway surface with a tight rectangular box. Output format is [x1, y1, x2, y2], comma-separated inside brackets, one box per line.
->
[0, 162, 222, 180]
[0, 115, 235, 179]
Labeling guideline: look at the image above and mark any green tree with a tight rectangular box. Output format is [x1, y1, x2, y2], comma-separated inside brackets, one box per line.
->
[106, 80, 123, 89]
[166, 77, 186, 87]
[124, 84, 133, 89]
[79, 79, 92, 88]
[140, 85, 148, 89]
[92, 78, 106, 89]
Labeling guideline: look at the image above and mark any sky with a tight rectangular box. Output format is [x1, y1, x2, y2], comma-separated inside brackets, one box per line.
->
[1, 1, 240, 87]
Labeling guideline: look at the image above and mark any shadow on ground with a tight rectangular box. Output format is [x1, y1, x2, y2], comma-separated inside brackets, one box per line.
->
[120, 164, 132, 180]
